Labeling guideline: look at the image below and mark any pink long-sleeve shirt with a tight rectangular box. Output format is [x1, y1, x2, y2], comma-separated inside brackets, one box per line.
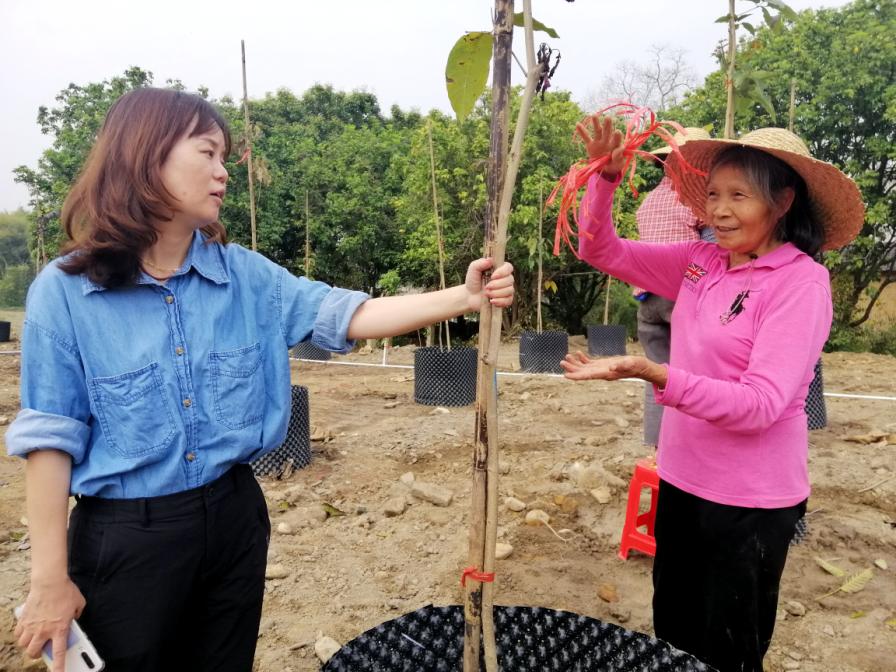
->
[580, 174, 832, 508]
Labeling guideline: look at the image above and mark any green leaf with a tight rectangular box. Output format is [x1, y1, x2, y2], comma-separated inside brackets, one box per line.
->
[767, 0, 797, 19]
[780, 6, 799, 22]
[752, 82, 778, 122]
[742, 22, 756, 34]
[512, 13, 560, 38]
[715, 14, 732, 23]
[445, 32, 492, 122]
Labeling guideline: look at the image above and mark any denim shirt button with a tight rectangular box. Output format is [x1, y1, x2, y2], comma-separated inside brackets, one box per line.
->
[183, 398, 192, 408]
[175, 346, 185, 356]
[165, 295, 174, 304]
[185, 452, 196, 462]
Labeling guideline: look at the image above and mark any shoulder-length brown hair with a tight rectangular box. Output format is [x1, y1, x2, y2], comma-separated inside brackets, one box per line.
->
[59, 87, 232, 287]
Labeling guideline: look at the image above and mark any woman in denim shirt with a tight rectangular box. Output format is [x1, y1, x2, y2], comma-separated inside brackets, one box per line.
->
[8, 87, 514, 671]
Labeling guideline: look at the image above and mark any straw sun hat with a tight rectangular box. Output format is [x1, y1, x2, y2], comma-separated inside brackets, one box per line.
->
[650, 126, 712, 155]
[666, 127, 865, 251]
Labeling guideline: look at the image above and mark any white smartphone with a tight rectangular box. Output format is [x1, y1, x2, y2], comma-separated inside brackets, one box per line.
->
[14, 606, 105, 671]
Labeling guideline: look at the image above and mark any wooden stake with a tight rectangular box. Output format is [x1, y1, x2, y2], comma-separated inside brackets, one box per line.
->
[464, 1, 512, 668]
[428, 122, 451, 349]
[465, 2, 539, 670]
[723, 0, 737, 139]
[788, 78, 797, 132]
[603, 275, 612, 326]
[304, 189, 311, 277]
[241, 40, 258, 251]
[537, 181, 544, 334]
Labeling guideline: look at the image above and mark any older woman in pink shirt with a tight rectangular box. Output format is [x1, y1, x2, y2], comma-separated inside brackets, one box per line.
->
[562, 116, 864, 672]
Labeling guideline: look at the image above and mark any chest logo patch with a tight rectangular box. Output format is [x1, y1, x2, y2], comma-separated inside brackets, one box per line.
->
[684, 262, 708, 284]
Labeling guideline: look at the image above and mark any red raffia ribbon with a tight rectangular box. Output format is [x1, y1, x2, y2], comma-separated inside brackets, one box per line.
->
[549, 102, 707, 259]
[236, 147, 251, 165]
[461, 566, 496, 587]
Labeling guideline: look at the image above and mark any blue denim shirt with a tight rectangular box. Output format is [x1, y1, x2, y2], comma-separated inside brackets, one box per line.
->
[5, 231, 369, 498]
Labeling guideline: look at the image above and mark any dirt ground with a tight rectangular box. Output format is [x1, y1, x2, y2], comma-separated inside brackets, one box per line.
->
[0, 323, 893, 671]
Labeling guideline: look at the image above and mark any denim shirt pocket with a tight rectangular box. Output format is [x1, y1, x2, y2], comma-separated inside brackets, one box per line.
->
[209, 342, 265, 430]
[90, 362, 176, 459]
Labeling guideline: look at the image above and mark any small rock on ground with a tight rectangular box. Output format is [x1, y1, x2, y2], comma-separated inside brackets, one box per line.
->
[411, 481, 454, 507]
[495, 543, 514, 560]
[504, 497, 526, 512]
[315, 636, 341, 663]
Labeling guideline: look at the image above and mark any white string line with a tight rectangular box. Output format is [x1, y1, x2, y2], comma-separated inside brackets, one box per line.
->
[288, 357, 896, 402]
[1, 350, 892, 402]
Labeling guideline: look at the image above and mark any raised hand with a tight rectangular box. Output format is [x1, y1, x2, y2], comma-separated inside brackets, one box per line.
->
[575, 115, 626, 175]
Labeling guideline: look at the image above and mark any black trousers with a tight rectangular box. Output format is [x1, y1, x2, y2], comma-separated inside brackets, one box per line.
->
[67, 465, 270, 672]
[652, 480, 805, 672]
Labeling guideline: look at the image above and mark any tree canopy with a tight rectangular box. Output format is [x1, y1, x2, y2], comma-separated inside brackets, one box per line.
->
[11, 0, 895, 348]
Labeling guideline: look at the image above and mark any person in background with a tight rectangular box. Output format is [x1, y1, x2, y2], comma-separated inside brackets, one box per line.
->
[7, 87, 515, 672]
[562, 115, 863, 672]
[633, 127, 715, 448]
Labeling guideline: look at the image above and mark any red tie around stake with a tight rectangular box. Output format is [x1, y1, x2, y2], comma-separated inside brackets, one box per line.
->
[461, 566, 496, 587]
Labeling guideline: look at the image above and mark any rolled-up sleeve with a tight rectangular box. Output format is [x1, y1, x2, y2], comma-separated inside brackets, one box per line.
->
[6, 409, 91, 462]
[6, 315, 92, 461]
[310, 288, 370, 353]
[279, 268, 369, 353]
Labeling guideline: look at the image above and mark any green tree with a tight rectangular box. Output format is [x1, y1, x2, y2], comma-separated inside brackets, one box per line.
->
[13, 67, 155, 258]
[0, 265, 35, 307]
[669, 0, 896, 339]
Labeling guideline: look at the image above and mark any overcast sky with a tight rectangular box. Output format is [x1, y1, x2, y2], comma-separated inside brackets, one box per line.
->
[1, 0, 851, 212]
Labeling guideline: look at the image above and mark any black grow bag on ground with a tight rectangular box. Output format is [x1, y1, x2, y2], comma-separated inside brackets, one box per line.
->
[0, 321, 10, 342]
[251, 385, 310, 477]
[322, 604, 713, 672]
[292, 341, 332, 361]
[805, 359, 826, 430]
[518, 330, 568, 374]
[586, 324, 627, 357]
[414, 347, 478, 407]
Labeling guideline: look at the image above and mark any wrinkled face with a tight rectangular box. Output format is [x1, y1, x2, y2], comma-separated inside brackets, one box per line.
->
[705, 164, 787, 259]
[159, 123, 228, 230]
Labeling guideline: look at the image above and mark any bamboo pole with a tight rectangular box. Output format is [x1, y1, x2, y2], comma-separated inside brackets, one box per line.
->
[723, 0, 737, 139]
[482, 8, 540, 667]
[603, 276, 612, 325]
[788, 78, 797, 132]
[464, 1, 539, 670]
[537, 181, 544, 333]
[428, 122, 451, 350]
[241, 40, 258, 251]
[464, 0, 513, 668]
[304, 190, 311, 277]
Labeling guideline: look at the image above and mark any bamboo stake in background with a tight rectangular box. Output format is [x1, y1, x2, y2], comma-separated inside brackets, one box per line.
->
[537, 181, 544, 334]
[788, 78, 797, 132]
[428, 122, 451, 350]
[241, 40, 258, 251]
[724, 0, 737, 139]
[304, 189, 311, 277]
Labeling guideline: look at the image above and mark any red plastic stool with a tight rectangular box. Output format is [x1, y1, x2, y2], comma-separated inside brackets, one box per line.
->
[618, 457, 659, 560]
